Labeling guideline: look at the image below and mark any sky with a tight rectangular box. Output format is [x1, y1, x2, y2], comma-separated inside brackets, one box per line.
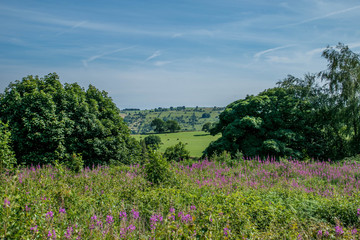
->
[1, 0, 360, 109]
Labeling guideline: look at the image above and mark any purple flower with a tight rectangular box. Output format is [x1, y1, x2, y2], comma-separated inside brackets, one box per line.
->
[190, 205, 196, 211]
[25, 205, 31, 212]
[317, 230, 322, 237]
[169, 207, 175, 213]
[91, 215, 97, 221]
[3, 198, 10, 208]
[96, 220, 103, 228]
[352, 228, 357, 235]
[324, 231, 329, 237]
[131, 209, 139, 219]
[181, 214, 192, 223]
[106, 215, 114, 225]
[335, 225, 344, 235]
[127, 224, 136, 232]
[223, 227, 230, 237]
[30, 225, 38, 233]
[46, 211, 54, 219]
[357, 208, 360, 216]
[150, 214, 163, 230]
[59, 208, 66, 214]
[119, 211, 127, 220]
[64, 226, 73, 239]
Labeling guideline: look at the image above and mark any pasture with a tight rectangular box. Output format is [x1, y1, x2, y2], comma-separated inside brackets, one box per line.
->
[133, 131, 221, 157]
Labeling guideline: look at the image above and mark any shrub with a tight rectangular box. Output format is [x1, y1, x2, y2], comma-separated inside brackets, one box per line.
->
[0, 120, 16, 171]
[163, 142, 190, 162]
[144, 151, 173, 185]
[144, 135, 162, 150]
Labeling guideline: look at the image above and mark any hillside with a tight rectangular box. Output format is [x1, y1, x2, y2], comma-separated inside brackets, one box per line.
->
[121, 106, 224, 134]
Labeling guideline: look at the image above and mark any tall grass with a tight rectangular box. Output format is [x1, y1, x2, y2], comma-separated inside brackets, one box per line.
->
[1, 158, 360, 239]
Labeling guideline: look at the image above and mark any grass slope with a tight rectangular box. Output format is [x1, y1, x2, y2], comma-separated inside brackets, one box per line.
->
[133, 131, 220, 157]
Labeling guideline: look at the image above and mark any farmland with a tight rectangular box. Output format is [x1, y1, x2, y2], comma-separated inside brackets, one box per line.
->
[2, 158, 360, 239]
[133, 131, 221, 157]
[121, 107, 224, 134]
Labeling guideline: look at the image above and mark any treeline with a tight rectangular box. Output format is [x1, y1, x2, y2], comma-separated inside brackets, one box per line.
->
[205, 43, 360, 161]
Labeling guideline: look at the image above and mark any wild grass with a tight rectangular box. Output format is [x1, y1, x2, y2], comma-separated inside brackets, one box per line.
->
[1, 158, 360, 239]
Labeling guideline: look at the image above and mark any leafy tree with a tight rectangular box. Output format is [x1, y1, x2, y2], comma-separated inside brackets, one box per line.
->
[151, 118, 166, 133]
[202, 122, 212, 132]
[202, 113, 211, 118]
[0, 120, 16, 171]
[144, 135, 162, 150]
[164, 142, 190, 162]
[165, 120, 180, 133]
[0, 73, 141, 166]
[319, 43, 360, 155]
[144, 151, 173, 185]
[204, 76, 327, 160]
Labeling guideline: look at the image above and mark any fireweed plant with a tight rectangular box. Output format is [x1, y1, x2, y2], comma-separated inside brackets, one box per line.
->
[1, 158, 360, 239]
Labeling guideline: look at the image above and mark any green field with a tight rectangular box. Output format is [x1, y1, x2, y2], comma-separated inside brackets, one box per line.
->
[133, 131, 221, 157]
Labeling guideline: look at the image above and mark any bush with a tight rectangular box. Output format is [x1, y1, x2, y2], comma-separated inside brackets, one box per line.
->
[144, 135, 162, 150]
[0, 120, 16, 171]
[163, 142, 190, 162]
[144, 151, 173, 185]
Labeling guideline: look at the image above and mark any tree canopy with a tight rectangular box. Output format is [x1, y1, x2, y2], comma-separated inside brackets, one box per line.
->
[205, 43, 360, 160]
[0, 73, 141, 166]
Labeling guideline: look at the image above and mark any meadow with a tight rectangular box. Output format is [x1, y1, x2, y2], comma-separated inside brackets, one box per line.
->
[1, 158, 360, 239]
[133, 131, 221, 157]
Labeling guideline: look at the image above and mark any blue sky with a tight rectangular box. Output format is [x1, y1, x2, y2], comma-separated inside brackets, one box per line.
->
[1, 0, 360, 109]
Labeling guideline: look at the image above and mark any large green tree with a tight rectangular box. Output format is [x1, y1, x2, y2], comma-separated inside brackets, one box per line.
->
[319, 43, 360, 155]
[0, 73, 141, 166]
[205, 75, 328, 160]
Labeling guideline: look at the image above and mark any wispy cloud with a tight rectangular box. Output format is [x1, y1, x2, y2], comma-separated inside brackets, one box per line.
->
[145, 50, 161, 61]
[254, 45, 296, 59]
[82, 46, 135, 67]
[56, 21, 87, 36]
[279, 4, 360, 28]
[153, 61, 171, 67]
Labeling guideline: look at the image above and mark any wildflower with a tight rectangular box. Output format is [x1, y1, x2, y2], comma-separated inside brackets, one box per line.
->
[3, 198, 10, 208]
[91, 215, 97, 221]
[324, 231, 329, 237]
[335, 225, 344, 236]
[59, 208, 66, 214]
[150, 214, 163, 230]
[96, 221, 103, 228]
[357, 208, 360, 216]
[64, 226, 73, 239]
[131, 209, 139, 219]
[106, 215, 114, 225]
[181, 214, 192, 223]
[30, 225, 38, 233]
[223, 227, 230, 237]
[46, 211, 54, 219]
[119, 211, 127, 220]
[127, 224, 136, 233]
[190, 205, 196, 211]
[25, 205, 31, 212]
[352, 228, 357, 235]
[169, 207, 175, 213]
[317, 230, 322, 237]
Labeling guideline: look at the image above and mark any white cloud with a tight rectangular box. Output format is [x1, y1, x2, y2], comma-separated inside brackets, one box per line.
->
[82, 46, 135, 67]
[145, 50, 161, 61]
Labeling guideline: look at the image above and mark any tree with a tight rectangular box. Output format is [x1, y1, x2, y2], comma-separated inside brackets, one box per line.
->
[319, 43, 360, 155]
[204, 76, 328, 160]
[165, 120, 180, 133]
[202, 113, 211, 118]
[144, 135, 162, 150]
[202, 122, 212, 132]
[0, 73, 141, 166]
[151, 118, 166, 133]
[163, 142, 190, 162]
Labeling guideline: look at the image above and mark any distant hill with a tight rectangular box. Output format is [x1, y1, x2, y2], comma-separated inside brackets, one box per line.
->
[121, 106, 224, 134]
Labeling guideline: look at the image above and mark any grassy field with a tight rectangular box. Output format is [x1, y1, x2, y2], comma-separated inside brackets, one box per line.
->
[133, 131, 221, 157]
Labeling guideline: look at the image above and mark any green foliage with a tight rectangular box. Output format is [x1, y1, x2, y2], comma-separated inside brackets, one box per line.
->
[150, 118, 166, 133]
[0, 73, 141, 166]
[144, 135, 162, 150]
[165, 120, 181, 133]
[65, 153, 84, 173]
[202, 122, 212, 132]
[0, 120, 16, 171]
[144, 151, 173, 185]
[163, 142, 190, 162]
